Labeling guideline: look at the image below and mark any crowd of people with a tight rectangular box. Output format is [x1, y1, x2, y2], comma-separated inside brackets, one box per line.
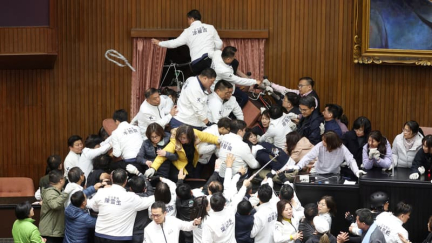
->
[11, 8, 432, 243]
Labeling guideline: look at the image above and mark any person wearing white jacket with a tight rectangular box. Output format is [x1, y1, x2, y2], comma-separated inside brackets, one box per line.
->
[209, 47, 261, 92]
[130, 88, 176, 139]
[172, 68, 216, 129]
[259, 105, 296, 151]
[111, 109, 143, 161]
[251, 182, 279, 243]
[144, 201, 201, 243]
[207, 80, 243, 123]
[392, 121, 423, 168]
[88, 169, 155, 242]
[152, 10, 222, 75]
[197, 118, 231, 165]
[274, 200, 303, 243]
[78, 135, 112, 179]
[202, 161, 248, 243]
[375, 201, 412, 243]
[64, 135, 83, 180]
[218, 120, 261, 178]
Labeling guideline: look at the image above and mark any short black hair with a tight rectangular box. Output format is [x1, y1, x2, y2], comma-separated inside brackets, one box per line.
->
[155, 182, 172, 204]
[113, 109, 128, 123]
[393, 201, 412, 217]
[144, 88, 159, 99]
[222, 46, 237, 59]
[324, 104, 340, 119]
[68, 135, 82, 147]
[49, 170, 63, 184]
[161, 87, 178, 99]
[92, 154, 111, 171]
[304, 203, 318, 222]
[187, 9, 201, 21]
[200, 68, 217, 79]
[85, 134, 103, 149]
[352, 116, 372, 136]
[279, 184, 294, 201]
[68, 167, 84, 183]
[46, 154, 62, 172]
[210, 192, 226, 212]
[15, 201, 32, 220]
[176, 183, 192, 200]
[299, 77, 315, 88]
[71, 191, 86, 207]
[356, 208, 374, 226]
[151, 201, 167, 212]
[423, 135, 432, 153]
[129, 176, 146, 193]
[230, 120, 247, 134]
[214, 80, 233, 91]
[217, 117, 231, 130]
[257, 184, 273, 203]
[112, 169, 127, 185]
[269, 105, 283, 120]
[285, 92, 300, 106]
[237, 200, 253, 216]
[299, 96, 316, 109]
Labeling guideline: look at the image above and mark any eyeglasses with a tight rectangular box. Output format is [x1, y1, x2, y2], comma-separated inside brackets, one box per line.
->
[402, 128, 412, 134]
[151, 214, 163, 218]
[300, 108, 310, 113]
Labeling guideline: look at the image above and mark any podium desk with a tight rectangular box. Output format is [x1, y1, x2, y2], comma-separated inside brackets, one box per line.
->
[0, 197, 40, 239]
[360, 168, 432, 243]
[294, 174, 360, 236]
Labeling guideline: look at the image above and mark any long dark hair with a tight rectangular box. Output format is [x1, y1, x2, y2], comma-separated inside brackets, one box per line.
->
[368, 130, 387, 157]
[190, 196, 209, 222]
[286, 131, 302, 155]
[175, 125, 195, 145]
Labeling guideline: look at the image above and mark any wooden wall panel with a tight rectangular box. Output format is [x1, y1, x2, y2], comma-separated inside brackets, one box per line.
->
[0, 0, 431, 187]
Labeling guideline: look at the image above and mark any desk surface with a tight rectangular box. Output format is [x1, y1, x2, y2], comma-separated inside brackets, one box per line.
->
[294, 174, 358, 189]
[0, 197, 39, 209]
[360, 167, 432, 187]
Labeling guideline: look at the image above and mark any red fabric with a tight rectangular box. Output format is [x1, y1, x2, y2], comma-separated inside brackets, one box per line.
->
[222, 39, 266, 80]
[131, 38, 167, 117]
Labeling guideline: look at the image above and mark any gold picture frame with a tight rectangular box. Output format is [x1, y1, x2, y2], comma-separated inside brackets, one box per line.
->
[353, 0, 432, 66]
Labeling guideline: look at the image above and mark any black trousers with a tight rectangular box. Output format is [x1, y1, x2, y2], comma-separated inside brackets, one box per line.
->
[190, 56, 212, 75]
[42, 237, 63, 243]
[95, 236, 131, 243]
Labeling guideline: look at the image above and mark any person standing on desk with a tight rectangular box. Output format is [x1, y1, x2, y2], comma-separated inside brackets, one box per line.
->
[152, 10, 222, 75]
[288, 131, 367, 178]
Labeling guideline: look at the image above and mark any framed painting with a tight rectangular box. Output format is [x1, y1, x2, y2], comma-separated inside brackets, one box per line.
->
[354, 0, 432, 65]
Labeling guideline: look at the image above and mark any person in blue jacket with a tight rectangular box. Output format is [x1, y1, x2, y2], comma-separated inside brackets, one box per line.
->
[64, 191, 97, 243]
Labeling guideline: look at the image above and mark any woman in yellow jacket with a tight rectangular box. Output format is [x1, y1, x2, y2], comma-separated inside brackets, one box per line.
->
[144, 124, 219, 180]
